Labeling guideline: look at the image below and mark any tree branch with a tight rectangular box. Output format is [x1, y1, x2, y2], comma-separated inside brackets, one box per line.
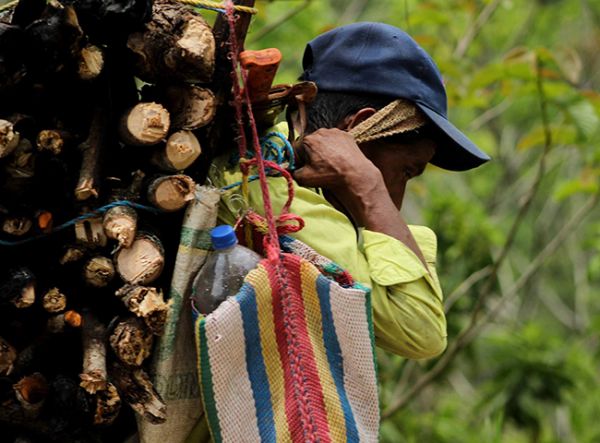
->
[382, 192, 598, 419]
[248, 0, 311, 43]
[465, 55, 552, 330]
[444, 265, 492, 313]
[453, 0, 503, 59]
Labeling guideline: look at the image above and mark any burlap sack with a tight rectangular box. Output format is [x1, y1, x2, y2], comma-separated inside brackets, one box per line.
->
[136, 185, 221, 443]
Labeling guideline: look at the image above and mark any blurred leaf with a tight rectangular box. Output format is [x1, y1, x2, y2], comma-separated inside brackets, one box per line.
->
[554, 169, 600, 200]
[517, 124, 577, 150]
[555, 47, 583, 84]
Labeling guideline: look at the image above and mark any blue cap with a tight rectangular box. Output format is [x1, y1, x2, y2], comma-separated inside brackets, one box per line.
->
[211, 225, 238, 249]
[300, 22, 491, 171]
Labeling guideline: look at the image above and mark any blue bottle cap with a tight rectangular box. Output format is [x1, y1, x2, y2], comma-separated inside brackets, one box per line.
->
[210, 225, 238, 249]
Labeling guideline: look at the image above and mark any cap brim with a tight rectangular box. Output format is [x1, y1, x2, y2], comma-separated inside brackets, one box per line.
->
[417, 104, 491, 171]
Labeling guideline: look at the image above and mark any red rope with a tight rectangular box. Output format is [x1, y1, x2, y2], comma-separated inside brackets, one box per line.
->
[223, 3, 320, 440]
[224, 2, 281, 262]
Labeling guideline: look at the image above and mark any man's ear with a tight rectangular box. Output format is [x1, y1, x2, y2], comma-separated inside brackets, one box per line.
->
[338, 107, 377, 130]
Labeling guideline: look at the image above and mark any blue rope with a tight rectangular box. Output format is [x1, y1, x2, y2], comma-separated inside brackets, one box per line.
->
[222, 131, 295, 191]
[262, 131, 296, 171]
[0, 201, 162, 247]
[221, 174, 260, 191]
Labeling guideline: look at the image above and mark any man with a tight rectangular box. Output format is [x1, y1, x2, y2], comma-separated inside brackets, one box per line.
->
[185, 21, 491, 443]
[211, 22, 489, 359]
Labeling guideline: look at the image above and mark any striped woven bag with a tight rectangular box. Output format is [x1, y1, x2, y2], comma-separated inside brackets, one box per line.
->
[193, 233, 380, 442]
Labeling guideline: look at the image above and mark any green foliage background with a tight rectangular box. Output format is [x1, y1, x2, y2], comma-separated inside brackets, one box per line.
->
[2, 0, 596, 440]
[243, 1, 600, 442]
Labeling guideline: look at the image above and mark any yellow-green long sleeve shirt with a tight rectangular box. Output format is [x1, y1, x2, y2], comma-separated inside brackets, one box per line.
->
[209, 155, 447, 359]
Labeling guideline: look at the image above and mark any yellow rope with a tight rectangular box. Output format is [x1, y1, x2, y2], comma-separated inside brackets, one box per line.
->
[0, 0, 256, 15]
[177, 0, 258, 14]
[0, 0, 19, 13]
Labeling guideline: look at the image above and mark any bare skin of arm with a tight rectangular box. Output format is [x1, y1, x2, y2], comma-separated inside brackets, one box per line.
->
[293, 127, 436, 269]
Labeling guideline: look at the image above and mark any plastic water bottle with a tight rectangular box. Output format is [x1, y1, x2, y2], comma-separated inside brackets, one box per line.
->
[191, 225, 262, 315]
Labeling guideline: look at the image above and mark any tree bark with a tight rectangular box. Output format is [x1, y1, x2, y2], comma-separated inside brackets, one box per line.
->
[0, 336, 17, 375]
[110, 361, 166, 424]
[79, 310, 108, 394]
[0, 267, 36, 308]
[75, 108, 107, 201]
[126, 0, 214, 84]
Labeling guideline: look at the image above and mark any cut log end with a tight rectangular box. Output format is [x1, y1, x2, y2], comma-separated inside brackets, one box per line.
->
[166, 130, 202, 169]
[47, 310, 82, 333]
[13, 283, 35, 309]
[115, 233, 165, 285]
[6, 139, 35, 179]
[147, 174, 196, 212]
[115, 285, 167, 335]
[93, 382, 121, 426]
[42, 287, 67, 313]
[84, 256, 115, 288]
[79, 45, 104, 80]
[120, 102, 170, 146]
[109, 317, 153, 367]
[176, 18, 215, 61]
[0, 119, 20, 158]
[80, 371, 108, 394]
[13, 373, 48, 417]
[37, 211, 53, 233]
[0, 337, 17, 376]
[75, 216, 107, 248]
[165, 85, 216, 130]
[1, 267, 36, 308]
[36, 130, 66, 155]
[2, 216, 33, 236]
[65, 310, 83, 328]
[75, 178, 100, 200]
[103, 205, 138, 248]
[153, 130, 201, 172]
[127, 3, 215, 83]
[59, 246, 86, 265]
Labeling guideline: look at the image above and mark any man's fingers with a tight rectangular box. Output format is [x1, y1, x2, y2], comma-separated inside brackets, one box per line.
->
[293, 141, 312, 169]
[292, 166, 318, 188]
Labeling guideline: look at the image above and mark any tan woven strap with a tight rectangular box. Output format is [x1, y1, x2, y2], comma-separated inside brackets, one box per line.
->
[349, 98, 427, 144]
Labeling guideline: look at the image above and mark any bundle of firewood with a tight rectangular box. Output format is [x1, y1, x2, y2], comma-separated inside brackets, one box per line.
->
[0, 0, 226, 440]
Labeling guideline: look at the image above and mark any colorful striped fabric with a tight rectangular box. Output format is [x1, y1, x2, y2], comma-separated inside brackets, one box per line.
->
[194, 240, 380, 442]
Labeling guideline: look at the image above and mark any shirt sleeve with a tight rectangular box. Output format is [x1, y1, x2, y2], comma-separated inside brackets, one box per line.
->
[361, 227, 447, 359]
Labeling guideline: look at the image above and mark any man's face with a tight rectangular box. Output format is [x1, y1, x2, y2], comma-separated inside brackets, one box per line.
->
[360, 134, 437, 210]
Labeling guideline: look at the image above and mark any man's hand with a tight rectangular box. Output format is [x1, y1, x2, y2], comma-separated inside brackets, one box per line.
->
[293, 127, 432, 269]
[293, 128, 382, 190]
[293, 128, 391, 227]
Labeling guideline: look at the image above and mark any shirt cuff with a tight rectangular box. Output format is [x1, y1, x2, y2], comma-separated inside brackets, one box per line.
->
[361, 226, 437, 286]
